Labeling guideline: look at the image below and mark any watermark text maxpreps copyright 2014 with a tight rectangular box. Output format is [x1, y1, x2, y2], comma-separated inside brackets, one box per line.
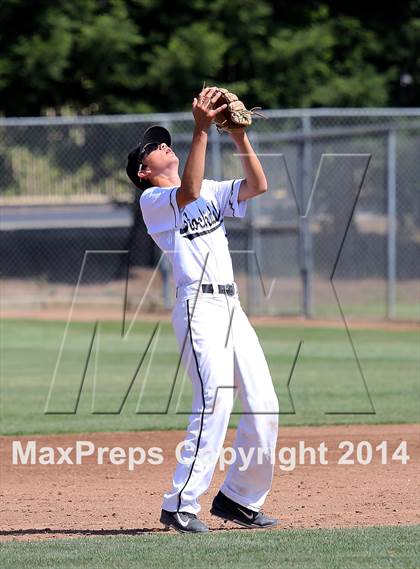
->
[11, 440, 410, 472]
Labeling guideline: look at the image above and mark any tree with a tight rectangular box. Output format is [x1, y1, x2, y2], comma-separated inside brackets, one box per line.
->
[0, 0, 418, 116]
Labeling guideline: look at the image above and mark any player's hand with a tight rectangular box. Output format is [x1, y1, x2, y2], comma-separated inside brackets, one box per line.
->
[192, 87, 227, 132]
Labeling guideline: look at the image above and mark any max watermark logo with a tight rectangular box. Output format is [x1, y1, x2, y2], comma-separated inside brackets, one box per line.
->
[45, 153, 375, 416]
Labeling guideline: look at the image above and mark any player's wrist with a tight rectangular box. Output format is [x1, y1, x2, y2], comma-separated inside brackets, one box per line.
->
[229, 129, 247, 142]
[193, 124, 210, 137]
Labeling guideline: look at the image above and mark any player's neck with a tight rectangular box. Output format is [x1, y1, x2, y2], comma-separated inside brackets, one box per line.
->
[151, 167, 181, 189]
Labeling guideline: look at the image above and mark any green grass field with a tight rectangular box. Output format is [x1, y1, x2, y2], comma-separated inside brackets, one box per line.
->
[1, 526, 419, 569]
[1, 319, 419, 435]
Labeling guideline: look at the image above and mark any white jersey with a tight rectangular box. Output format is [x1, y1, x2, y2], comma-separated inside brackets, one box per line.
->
[139, 178, 247, 288]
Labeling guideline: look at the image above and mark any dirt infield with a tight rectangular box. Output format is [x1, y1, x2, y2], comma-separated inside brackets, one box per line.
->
[1, 424, 419, 541]
[2, 307, 419, 332]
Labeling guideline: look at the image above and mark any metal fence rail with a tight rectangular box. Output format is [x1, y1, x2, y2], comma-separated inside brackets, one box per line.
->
[1, 109, 419, 320]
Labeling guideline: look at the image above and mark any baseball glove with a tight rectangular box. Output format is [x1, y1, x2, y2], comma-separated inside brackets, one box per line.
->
[210, 87, 264, 133]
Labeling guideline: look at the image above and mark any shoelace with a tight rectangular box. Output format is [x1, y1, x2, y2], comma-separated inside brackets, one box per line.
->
[180, 512, 197, 520]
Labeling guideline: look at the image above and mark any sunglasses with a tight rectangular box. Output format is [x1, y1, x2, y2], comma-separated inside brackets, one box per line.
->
[138, 142, 162, 169]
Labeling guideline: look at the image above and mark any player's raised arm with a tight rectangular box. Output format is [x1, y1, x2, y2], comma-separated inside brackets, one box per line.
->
[229, 130, 268, 203]
[176, 87, 227, 209]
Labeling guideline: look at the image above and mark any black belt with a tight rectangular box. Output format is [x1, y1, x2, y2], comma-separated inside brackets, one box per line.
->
[201, 283, 236, 296]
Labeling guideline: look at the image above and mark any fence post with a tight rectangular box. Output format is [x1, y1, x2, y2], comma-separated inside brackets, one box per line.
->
[299, 115, 313, 317]
[386, 129, 397, 319]
[246, 131, 262, 315]
[210, 125, 222, 180]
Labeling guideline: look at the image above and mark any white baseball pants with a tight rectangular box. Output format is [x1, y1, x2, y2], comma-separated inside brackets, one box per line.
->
[162, 283, 279, 514]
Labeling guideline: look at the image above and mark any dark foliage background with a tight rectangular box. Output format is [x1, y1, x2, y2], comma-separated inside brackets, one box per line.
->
[0, 0, 418, 116]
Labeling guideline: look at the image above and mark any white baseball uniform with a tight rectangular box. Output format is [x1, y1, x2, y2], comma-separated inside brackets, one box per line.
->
[140, 178, 279, 514]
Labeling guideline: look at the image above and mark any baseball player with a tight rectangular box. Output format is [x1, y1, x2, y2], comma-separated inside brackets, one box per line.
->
[126, 87, 279, 533]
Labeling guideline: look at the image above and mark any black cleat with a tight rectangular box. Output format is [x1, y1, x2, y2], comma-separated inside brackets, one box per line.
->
[210, 491, 278, 529]
[160, 509, 209, 533]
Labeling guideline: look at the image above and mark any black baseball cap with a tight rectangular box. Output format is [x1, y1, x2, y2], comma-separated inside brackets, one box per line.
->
[126, 125, 172, 190]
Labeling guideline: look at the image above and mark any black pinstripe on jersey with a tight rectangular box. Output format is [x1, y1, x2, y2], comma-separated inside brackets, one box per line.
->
[169, 187, 179, 226]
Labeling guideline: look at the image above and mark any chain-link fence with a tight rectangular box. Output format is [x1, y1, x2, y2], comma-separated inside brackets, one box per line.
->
[1, 109, 419, 320]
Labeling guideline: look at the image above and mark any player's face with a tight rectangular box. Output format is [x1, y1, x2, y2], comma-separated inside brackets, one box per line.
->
[141, 142, 178, 174]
